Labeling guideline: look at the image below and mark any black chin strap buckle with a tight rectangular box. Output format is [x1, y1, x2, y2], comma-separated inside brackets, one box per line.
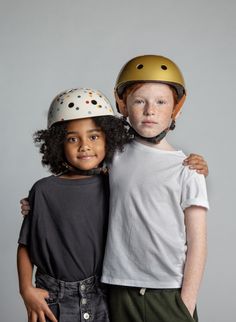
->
[170, 120, 176, 131]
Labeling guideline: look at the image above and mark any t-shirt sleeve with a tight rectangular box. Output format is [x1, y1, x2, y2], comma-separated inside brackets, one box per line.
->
[18, 187, 35, 246]
[181, 171, 209, 211]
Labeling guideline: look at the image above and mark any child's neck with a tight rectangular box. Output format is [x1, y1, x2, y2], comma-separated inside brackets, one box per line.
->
[135, 137, 176, 151]
[59, 172, 93, 180]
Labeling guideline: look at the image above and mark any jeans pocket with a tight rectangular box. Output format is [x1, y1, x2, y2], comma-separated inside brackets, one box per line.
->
[45, 294, 59, 322]
[176, 292, 196, 321]
[45, 292, 59, 305]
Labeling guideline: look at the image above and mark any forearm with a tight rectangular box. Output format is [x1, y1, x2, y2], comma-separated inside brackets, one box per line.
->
[181, 236, 207, 311]
[181, 207, 207, 314]
[17, 244, 34, 295]
[17, 245, 57, 322]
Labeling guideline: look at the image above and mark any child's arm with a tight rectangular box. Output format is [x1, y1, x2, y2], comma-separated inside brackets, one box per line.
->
[183, 154, 209, 176]
[181, 206, 207, 317]
[17, 245, 57, 322]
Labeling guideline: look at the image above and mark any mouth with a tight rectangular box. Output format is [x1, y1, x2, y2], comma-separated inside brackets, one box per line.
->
[141, 121, 157, 126]
[77, 155, 96, 160]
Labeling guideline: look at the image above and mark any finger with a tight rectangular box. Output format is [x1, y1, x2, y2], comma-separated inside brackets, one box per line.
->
[45, 308, 58, 322]
[185, 159, 207, 167]
[43, 290, 50, 299]
[189, 162, 207, 169]
[42, 300, 57, 322]
[38, 311, 47, 322]
[189, 160, 207, 168]
[21, 205, 30, 211]
[187, 153, 201, 158]
[26, 308, 31, 322]
[30, 311, 38, 322]
[183, 156, 203, 164]
[197, 168, 209, 176]
[21, 206, 31, 216]
[184, 153, 204, 160]
[20, 198, 29, 205]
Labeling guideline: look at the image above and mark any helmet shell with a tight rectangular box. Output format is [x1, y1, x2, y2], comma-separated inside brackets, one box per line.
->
[48, 88, 114, 128]
[115, 55, 186, 100]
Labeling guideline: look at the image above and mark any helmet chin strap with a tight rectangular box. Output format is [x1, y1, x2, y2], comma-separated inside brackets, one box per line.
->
[122, 117, 176, 145]
[62, 162, 108, 176]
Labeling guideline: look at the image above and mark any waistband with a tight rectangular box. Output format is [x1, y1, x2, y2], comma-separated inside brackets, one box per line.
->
[109, 285, 180, 296]
[36, 270, 101, 293]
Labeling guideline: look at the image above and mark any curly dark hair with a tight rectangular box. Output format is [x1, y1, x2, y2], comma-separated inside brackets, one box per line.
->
[34, 116, 132, 175]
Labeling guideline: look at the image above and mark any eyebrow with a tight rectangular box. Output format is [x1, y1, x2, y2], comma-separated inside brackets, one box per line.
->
[66, 129, 102, 135]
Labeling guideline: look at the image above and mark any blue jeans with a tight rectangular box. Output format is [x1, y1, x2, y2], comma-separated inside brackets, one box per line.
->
[36, 271, 110, 322]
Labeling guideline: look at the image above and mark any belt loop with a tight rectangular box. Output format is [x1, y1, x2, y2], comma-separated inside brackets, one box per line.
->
[59, 280, 65, 299]
[140, 288, 146, 296]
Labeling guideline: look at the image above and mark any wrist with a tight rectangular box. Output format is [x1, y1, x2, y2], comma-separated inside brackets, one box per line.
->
[20, 284, 34, 297]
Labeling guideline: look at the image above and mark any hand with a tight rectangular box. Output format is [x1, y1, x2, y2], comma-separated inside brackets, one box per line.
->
[183, 153, 209, 177]
[21, 286, 57, 322]
[180, 293, 196, 318]
[20, 198, 31, 216]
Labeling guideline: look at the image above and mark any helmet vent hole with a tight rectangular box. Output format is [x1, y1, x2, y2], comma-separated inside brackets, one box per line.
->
[161, 65, 167, 70]
[136, 64, 143, 69]
[68, 102, 74, 108]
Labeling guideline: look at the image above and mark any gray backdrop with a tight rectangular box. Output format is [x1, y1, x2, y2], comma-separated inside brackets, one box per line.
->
[1, 0, 235, 321]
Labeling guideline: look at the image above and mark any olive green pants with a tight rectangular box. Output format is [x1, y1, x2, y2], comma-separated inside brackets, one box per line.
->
[108, 286, 198, 322]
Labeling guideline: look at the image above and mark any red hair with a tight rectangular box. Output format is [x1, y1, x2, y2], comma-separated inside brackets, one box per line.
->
[122, 82, 178, 106]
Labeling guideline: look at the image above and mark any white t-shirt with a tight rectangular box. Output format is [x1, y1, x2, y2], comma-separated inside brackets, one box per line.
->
[101, 140, 209, 288]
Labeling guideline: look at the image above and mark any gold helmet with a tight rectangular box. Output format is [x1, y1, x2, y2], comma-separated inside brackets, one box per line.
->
[115, 55, 186, 119]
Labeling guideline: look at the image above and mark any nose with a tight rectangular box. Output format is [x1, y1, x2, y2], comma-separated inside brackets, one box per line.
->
[78, 139, 91, 152]
[143, 102, 155, 115]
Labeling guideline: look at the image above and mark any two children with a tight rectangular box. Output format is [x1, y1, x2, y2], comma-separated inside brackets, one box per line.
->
[17, 88, 130, 322]
[101, 55, 209, 322]
[19, 55, 209, 322]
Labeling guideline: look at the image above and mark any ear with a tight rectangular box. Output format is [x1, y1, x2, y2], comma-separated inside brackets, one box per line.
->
[114, 91, 129, 117]
[171, 95, 186, 120]
[121, 101, 129, 117]
[173, 108, 182, 120]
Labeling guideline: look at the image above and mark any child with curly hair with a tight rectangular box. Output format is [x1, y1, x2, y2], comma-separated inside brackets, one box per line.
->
[17, 88, 130, 322]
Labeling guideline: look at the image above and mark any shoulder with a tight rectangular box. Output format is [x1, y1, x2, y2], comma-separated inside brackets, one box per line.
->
[182, 164, 206, 184]
[29, 175, 55, 193]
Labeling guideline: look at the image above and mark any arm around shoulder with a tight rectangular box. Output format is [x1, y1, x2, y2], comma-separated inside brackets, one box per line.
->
[183, 153, 209, 177]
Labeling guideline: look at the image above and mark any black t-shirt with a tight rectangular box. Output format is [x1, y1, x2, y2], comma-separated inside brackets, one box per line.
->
[18, 175, 109, 281]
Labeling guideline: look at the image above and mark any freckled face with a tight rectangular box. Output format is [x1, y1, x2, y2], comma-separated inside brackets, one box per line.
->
[64, 118, 106, 170]
[125, 83, 175, 138]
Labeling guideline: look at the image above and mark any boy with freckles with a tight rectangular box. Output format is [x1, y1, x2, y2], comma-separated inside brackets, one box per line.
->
[101, 55, 209, 322]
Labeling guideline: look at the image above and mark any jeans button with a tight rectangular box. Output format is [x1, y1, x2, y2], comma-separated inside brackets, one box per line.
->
[83, 312, 90, 320]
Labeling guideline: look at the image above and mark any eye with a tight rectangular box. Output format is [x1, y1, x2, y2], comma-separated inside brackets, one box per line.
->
[157, 99, 166, 105]
[90, 135, 99, 141]
[66, 137, 78, 143]
[134, 99, 144, 105]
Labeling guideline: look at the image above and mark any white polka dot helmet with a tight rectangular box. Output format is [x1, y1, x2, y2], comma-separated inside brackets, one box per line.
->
[48, 88, 114, 128]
